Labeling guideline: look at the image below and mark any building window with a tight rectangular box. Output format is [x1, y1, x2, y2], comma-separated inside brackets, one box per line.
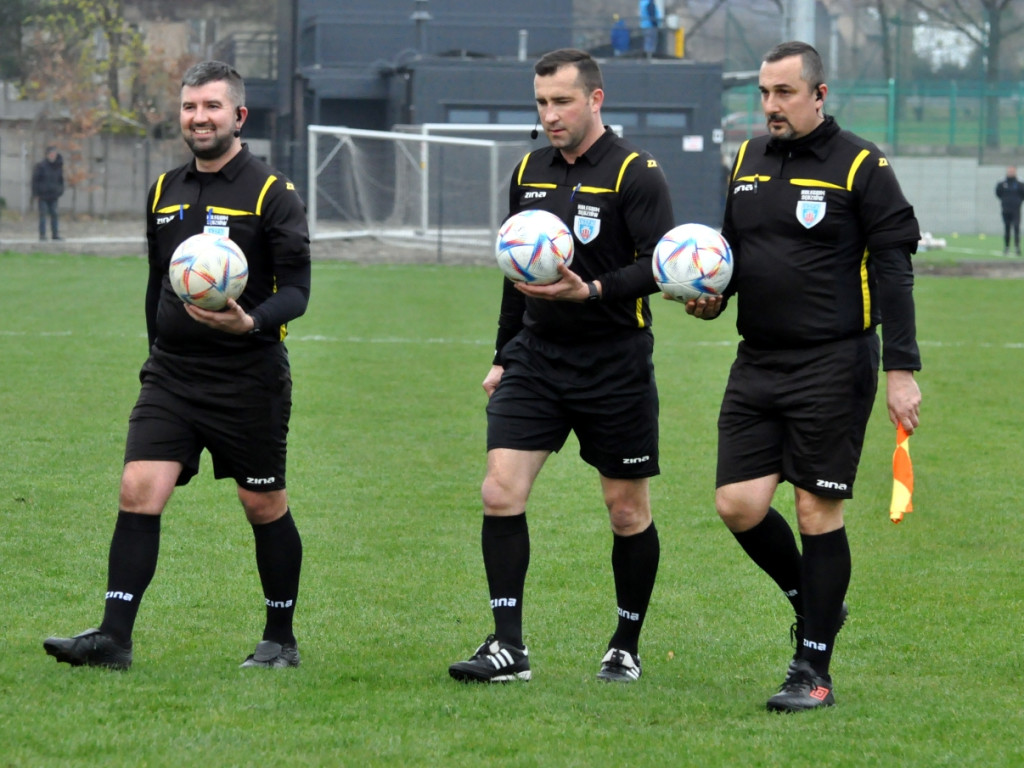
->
[603, 110, 640, 128]
[647, 112, 689, 129]
[447, 109, 490, 123]
[495, 109, 538, 123]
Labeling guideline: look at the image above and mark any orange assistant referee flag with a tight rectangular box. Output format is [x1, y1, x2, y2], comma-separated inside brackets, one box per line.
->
[889, 423, 914, 523]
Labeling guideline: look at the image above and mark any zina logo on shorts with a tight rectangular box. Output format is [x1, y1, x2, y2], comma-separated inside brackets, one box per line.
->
[622, 455, 650, 465]
[246, 476, 276, 485]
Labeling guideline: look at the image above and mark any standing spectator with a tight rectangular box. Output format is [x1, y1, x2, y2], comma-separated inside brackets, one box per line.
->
[611, 14, 630, 57]
[688, 41, 921, 712]
[995, 165, 1024, 255]
[448, 49, 677, 684]
[43, 61, 311, 671]
[31, 145, 64, 241]
[638, 0, 662, 59]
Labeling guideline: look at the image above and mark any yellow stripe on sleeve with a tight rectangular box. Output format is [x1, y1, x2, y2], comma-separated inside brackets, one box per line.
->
[860, 247, 871, 329]
[256, 176, 277, 216]
[731, 141, 749, 182]
[847, 150, 871, 191]
[151, 173, 167, 213]
[615, 153, 639, 192]
[516, 154, 531, 186]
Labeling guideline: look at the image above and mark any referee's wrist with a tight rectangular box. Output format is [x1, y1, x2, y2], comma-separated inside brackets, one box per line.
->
[585, 281, 601, 302]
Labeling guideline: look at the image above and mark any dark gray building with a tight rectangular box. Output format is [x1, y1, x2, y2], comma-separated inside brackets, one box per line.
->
[248, 0, 724, 228]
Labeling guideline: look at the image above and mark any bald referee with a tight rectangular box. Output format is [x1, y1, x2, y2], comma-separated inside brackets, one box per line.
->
[690, 41, 922, 711]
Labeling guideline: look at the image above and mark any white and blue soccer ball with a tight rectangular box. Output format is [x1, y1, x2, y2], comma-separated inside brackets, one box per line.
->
[495, 209, 574, 285]
[653, 223, 733, 302]
[168, 233, 249, 311]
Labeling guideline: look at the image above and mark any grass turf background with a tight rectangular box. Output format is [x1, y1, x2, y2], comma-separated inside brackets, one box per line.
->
[1, 249, 1021, 766]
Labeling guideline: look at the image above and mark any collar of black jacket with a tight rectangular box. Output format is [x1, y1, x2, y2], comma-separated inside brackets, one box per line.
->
[765, 115, 840, 160]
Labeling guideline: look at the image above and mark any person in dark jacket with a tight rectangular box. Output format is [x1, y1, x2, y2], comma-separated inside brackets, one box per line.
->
[995, 165, 1024, 255]
[31, 146, 65, 241]
[690, 41, 921, 713]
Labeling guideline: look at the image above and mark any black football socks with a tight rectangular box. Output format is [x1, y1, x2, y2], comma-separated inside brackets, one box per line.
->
[608, 521, 660, 656]
[99, 511, 161, 645]
[252, 509, 303, 646]
[798, 527, 851, 678]
[732, 506, 803, 616]
[481, 513, 530, 649]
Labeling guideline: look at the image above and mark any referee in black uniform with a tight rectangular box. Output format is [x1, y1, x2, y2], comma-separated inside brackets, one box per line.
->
[449, 49, 677, 683]
[690, 42, 922, 711]
[44, 61, 311, 670]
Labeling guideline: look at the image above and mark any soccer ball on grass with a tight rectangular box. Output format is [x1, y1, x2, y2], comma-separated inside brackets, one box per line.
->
[168, 233, 249, 310]
[652, 223, 733, 302]
[495, 209, 574, 285]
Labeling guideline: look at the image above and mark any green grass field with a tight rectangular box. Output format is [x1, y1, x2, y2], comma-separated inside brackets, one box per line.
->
[1, 250, 1022, 766]
[915, 232, 1023, 263]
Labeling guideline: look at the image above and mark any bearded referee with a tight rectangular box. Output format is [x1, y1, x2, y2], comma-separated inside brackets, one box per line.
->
[448, 49, 680, 683]
[44, 61, 311, 670]
[689, 41, 922, 711]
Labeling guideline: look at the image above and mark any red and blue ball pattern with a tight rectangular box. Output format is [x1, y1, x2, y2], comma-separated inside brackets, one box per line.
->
[653, 223, 733, 302]
[495, 210, 574, 285]
[169, 233, 249, 311]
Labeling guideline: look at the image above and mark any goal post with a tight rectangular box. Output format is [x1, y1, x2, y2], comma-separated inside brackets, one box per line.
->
[306, 125, 530, 256]
[306, 123, 623, 258]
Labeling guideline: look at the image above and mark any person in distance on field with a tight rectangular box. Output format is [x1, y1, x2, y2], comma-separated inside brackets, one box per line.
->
[994, 165, 1024, 256]
[43, 60, 311, 670]
[448, 48, 679, 684]
[31, 145, 65, 241]
[686, 41, 921, 711]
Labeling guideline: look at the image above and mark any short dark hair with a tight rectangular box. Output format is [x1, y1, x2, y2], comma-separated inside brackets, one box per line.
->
[534, 48, 603, 95]
[181, 60, 246, 109]
[764, 41, 825, 95]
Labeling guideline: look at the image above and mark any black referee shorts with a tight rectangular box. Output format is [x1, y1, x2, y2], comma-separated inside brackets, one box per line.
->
[716, 333, 879, 498]
[124, 345, 292, 491]
[487, 329, 659, 479]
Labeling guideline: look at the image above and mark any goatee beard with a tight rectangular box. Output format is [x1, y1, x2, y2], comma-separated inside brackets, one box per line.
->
[185, 133, 233, 161]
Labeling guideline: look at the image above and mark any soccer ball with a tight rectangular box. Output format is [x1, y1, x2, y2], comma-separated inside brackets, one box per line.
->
[652, 223, 733, 301]
[168, 233, 249, 310]
[495, 209, 574, 284]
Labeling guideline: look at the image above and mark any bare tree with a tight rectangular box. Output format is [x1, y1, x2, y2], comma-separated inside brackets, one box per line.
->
[0, 0, 28, 83]
[907, 0, 1024, 147]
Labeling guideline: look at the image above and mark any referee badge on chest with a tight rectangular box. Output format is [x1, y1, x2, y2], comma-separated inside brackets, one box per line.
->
[574, 214, 600, 244]
[796, 190, 827, 229]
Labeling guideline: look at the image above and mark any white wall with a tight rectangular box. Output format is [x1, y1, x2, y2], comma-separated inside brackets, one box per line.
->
[893, 156, 1007, 238]
[0, 126, 187, 220]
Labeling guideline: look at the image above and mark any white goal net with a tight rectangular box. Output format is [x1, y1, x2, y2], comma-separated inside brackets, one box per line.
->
[307, 124, 533, 260]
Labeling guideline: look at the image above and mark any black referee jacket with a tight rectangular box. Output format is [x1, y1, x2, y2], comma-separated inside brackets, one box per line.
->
[144, 145, 311, 355]
[722, 116, 921, 371]
[494, 128, 676, 363]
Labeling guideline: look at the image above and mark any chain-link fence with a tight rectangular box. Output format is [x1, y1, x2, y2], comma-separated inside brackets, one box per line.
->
[725, 79, 1024, 157]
